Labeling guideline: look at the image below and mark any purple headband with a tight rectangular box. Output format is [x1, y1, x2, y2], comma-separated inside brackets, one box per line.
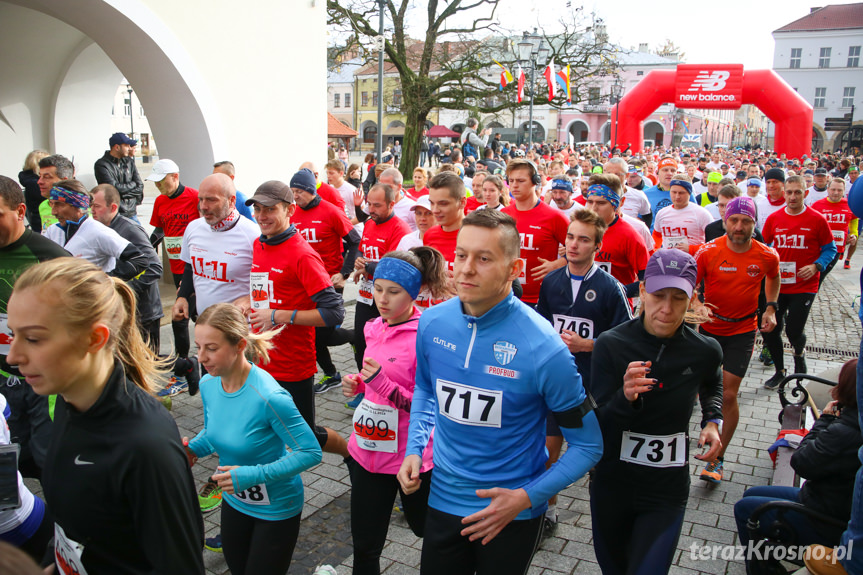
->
[374, 257, 422, 299]
[587, 184, 620, 208]
[669, 179, 693, 195]
[50, 186, 89, 209]
[724, 196, 757, 222]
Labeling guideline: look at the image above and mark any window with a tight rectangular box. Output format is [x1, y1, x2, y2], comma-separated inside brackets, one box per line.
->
[363, 125, 377, 144]
[843, 87, 856, 108]
[392, 90, 402, 106]
[344, 92, 351, 107]
[819, 47, 831, 68]
[814, 87, 826, 108]
[361, 91, 368, 106]
[139, 106, 146, 117]
[790, 48, 802, 68]
[636, 70, 644, 76]
[588, 87, 600, 105]
[123, 97, 131, 116]
[333, 93, 340, 108]
[373, 91, 378, 106]
[849, 46, 861, 67]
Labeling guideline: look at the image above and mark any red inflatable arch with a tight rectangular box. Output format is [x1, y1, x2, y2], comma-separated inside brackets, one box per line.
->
[611, 64, 813, 158]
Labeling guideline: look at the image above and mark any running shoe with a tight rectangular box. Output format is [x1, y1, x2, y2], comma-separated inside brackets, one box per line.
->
[700, 459, 723, 484]
[345, 392, 364, 409]
[313, 566, 338, 575]
[204, 534, 222, 553]
[764, 370, 787, 391]
[542, 513, 558, 538]
[157, 377, 188, 397]
[186, 357, 201, 397]
[198, 478, 222, 513]
[845, 260, 852, 270]
[314, 374, 342, 394]
[759, 347, 774, 367]
[794, 352, 807, 375]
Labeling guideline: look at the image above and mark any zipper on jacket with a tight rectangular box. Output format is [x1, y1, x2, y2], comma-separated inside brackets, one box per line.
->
[464, 321, 478, 369]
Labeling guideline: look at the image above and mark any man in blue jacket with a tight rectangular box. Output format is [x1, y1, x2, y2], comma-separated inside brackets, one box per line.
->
[398, 208, 603, 574]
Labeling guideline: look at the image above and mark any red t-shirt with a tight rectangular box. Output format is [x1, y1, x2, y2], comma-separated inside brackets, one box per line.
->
[317, 181, 347, 214]
[574, 194, 587, 206]
[501, 201, 569, 304]
[292, 198, 354, 276]
[251, 233, 332, 381]
[465, 196, 483, 214]
[423, 225, 459, 274]
[595, 216, 650, 286]
[762, 206, 835, 294]
[406, 186, 428, 200]
[811, 197, 856, 257]
[695, 236, 780, 336]
[150, 186, 200, 274]
[360, 214, 411, 262]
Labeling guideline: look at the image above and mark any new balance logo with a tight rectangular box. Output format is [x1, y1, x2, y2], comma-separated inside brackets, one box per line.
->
[688, 71, 730, 92]
[682, 367, 694, 375]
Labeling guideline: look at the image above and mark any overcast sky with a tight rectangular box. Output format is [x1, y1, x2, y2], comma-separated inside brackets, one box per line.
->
[488, 0, 856, 68]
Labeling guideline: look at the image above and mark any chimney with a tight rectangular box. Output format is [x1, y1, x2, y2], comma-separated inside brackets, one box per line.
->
[810, 6, 822, 12]
[639, 43, 648, 53]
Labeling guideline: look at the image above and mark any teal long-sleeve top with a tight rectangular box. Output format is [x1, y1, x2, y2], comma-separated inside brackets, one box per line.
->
[188, 364, 322, 520]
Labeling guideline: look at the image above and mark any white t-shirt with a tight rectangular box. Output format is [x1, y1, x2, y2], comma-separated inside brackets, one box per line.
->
[396, 229, 423, 251]
[45, 217, 129, 272]
[335, 181, 364, 234]
[692, 180, 709, 198]
[706, 161, 723, 171]
[180, 216, 259, 314]
[393, 195, 418, 231]
[805, 186, 829, 206]
[652, 202, 713, 250]
[705, 202, 721, 221]
[551, 200, 583, 219]
[754, 195, 785, 230]
[622, 213, 654, 248]
[621, 185, 651, 218]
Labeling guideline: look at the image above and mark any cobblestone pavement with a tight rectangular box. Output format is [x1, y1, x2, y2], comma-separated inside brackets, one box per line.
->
[25, 176, 862, 574]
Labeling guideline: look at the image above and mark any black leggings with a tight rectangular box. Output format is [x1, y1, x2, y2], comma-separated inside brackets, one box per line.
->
[420, 507, 543, 575]
[347, 458, 431, 575]
[277, 376, 328, 448]
[818, 253, 841, 289]
[590, 480, 685, 575]
[172, 272, 193, 358]
[353, 301, 380, 371]
[220, 501, 301, 575]
[315, 325, 354, 376]
[761, 292, 817, 372]
[139, 317, 161, 355]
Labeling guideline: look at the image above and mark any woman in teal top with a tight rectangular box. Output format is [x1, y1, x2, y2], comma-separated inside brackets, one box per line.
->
[185, 303, 321, 575]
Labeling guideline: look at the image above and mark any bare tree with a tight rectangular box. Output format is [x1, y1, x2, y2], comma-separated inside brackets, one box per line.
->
[328, 0, 618, 178]
[654, 38, 685, 62]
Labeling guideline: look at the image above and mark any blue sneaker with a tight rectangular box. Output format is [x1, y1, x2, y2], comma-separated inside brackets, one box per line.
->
[346, 392, 364, 409]
[157, 377, 188, 397]
[204, 533, 222, 553]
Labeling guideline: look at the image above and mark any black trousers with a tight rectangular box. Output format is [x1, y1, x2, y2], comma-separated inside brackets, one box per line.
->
[315, 325, 354, 376]
[353, 301, 380, 371]
[761, 292, 817, 373]
[220, 501, 300, 575]
[420, 507, 543, 575]
[172, 272, 193, 357]
[277, 376, 328, 448]
[347, 458, 432, 575]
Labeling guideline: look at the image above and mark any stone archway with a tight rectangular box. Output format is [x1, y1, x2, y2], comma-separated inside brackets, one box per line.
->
[567, 120, 590, 142]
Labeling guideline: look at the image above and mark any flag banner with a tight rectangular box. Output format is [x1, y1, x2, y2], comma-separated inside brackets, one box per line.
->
[517, 66, 525, 103]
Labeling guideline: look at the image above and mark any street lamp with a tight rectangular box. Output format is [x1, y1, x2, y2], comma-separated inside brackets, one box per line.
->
[610, 77, 624, 150]
[517, 29, 549, 149]
[126, 83, 134, 138]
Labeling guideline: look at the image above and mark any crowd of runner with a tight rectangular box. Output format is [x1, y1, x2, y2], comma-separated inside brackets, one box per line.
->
[1, 127, 862, 575]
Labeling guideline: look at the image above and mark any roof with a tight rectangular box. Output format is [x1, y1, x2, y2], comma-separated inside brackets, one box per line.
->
[328, 57, 363, 84]
[327, 112, 357, 137]
[774, 3, 863, 32]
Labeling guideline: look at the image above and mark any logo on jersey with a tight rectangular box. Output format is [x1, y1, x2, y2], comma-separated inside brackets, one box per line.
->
[687, 71, 730, 92]
[493, 341, 517, 366]
[656, 199, 672, 212]
[433, 337, 457, 352]
[747, 264, 761, 277]
[719, 259, 737, 272]
[485, 365, 520, 379]
[585, 289, 597, 302]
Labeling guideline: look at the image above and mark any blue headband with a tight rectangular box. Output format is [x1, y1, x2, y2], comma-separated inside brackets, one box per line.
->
[374, 257, 422, 299]
[669, 179, 693, 195]
[50, 186, 89, 209]
[587, 184, 620, 208]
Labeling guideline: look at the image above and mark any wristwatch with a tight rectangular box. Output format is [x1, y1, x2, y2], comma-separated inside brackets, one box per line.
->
[765, 301, 779, 311]
[814, 262, 824, 272]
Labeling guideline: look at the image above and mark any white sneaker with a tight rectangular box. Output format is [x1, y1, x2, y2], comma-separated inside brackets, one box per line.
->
[313, 566, 338, 575]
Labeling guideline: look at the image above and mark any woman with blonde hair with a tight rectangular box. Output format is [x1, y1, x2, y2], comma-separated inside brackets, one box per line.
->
[18, 149, 48, 233]
[7, 257, 204, 574]
[186, 302, 322, 575]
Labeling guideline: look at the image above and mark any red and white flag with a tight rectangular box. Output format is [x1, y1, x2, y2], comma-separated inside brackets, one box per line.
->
[517, 66, 525, 103]
[543, 61, 556, 101]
